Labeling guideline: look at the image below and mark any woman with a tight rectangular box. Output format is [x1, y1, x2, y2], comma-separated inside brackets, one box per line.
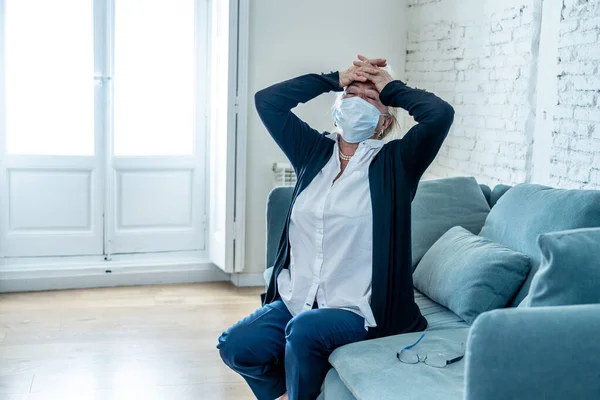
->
[218, 55, 454, 400]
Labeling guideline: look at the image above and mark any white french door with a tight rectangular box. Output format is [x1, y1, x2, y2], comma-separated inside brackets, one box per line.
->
[0, 0, 103, 257]
[0, 0, 210, 259]
[106, 0, 208, 255]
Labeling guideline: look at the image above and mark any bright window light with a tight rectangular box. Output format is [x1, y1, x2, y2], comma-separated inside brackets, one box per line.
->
[5, 0, 95, 156]
[113, 0, 196, 156]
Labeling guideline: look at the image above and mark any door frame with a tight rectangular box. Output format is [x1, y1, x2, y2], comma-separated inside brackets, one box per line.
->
[207, 0, 248, 274]
[233, 0, 249, 273]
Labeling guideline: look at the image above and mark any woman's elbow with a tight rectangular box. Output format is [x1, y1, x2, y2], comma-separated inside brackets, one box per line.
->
[254, 89, 269, 112]
[437, 102, 455, 131]
[442, 101, 455, 121]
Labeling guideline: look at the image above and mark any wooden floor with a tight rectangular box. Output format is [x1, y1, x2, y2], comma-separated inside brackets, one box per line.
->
[0, 283, 264, 399]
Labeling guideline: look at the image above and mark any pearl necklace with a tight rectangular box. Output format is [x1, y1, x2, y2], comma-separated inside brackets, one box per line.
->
[339, 149, 353, 161]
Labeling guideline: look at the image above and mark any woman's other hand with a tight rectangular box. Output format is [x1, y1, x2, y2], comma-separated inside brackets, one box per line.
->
[339, 54, 387, 88]
[353, 55, 394, 92]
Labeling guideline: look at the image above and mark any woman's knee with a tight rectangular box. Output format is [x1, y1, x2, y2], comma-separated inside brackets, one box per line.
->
[218, 304, 289, 369]
[285, 312, 320, 354]
[285, 310, 367, 358]
[217, 324, 246, 368]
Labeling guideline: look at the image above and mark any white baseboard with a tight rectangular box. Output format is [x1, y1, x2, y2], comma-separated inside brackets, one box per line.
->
[0, 257, 230, 293]
[230, 272, 266, 287]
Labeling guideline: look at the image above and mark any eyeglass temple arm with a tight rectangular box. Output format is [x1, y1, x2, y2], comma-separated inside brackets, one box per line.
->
[446, 354, 465, 366]
[446, 343, 466, 365]
[401, 333, 425, 351]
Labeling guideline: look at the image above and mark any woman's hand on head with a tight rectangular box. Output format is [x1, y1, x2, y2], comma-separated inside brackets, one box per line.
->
[353, 55, 394, 92]
[339, 54, 387, 88]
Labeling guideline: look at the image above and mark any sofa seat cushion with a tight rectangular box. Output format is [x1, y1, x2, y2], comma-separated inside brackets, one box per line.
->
[414, 290, 469, 330]
[329, 328, 470, 400]
[320, 369, 358, 400]
[318, 292, 465, 400]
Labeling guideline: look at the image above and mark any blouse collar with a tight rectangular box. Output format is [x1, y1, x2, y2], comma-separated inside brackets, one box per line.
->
[329, 132, 385, 149]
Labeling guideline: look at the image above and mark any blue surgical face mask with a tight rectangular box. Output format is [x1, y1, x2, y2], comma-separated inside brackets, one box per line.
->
[333, 97, 383, 143]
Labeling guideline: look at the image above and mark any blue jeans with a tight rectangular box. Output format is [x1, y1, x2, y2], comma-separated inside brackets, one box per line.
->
[217, 300, 368, 400]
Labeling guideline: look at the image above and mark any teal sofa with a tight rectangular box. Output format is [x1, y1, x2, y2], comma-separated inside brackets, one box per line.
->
[264, 177, 600, 400]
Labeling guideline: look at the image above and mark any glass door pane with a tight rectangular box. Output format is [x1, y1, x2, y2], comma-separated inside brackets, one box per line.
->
[5, 0, 95, 156]
[113, 0, 196, 156]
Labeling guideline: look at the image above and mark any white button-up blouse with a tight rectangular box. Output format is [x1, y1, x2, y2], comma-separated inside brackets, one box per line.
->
[277, 134, 384, 329]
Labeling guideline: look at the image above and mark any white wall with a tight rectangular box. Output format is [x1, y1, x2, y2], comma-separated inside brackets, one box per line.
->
[549, 0, 600, 189]
[243, 0, 408, 274]
[405, 0, 539, 186]
[406, 0, 600, 189]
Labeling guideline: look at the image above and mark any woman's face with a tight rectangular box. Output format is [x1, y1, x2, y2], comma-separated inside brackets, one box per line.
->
[343, 81, 391, 135]
[343, 81, 387, 113]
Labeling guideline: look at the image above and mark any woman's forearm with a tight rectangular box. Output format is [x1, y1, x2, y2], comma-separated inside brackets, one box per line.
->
[255, 72, 342, 115]
[254, 72, 342, 170]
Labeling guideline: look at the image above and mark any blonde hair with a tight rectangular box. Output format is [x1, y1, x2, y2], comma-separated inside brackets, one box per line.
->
[332, 65, 400, 141]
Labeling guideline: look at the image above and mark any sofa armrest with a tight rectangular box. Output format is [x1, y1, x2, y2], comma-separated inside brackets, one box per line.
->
[465, 304, 600, 400]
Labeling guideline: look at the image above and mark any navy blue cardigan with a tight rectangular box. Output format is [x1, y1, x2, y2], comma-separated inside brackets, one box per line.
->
[256, 72, 454, 339]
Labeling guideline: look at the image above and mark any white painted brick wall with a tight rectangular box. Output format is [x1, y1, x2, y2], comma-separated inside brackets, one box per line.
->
[550, 0, 600, 189]
[405, 0, 600, 189]
[405, 0, 536, 187]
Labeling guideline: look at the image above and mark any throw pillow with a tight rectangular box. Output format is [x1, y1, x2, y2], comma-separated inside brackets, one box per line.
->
[413, 226, 531, 324]
[478, 184, 600, 306]
[525, 228, 600, 307]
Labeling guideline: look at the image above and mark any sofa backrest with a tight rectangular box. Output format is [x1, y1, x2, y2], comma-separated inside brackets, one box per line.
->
[411, 177, 491, 268]
[479, 184, 600, 306]
[264, 178, 496, 270]
[490, 184, 512, 207]
[479, 184, 492, 206]
[265, 186, 294, 271]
